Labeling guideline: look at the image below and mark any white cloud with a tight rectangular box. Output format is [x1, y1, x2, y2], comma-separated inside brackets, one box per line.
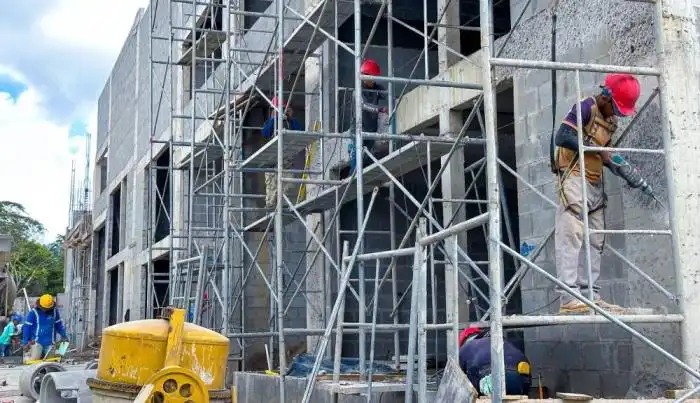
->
[0, 83, 75, 240]
[39, 0, 149, 54]
[0, 0, 148, 242]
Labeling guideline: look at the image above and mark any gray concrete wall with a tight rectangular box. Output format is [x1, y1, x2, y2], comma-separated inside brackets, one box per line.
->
[108, 28, 138, 184]
[234, 372, 407, 403]
[507, 0, 684, 397]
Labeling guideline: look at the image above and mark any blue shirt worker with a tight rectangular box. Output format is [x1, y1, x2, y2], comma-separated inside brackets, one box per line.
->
[22, 294, 67, 357]
[349, 59, 388, 173]
[458, 326, 531, 396]
[261, 96, 303, 139]
[263, 96, 304, 207]
[0, 313, 21, 357]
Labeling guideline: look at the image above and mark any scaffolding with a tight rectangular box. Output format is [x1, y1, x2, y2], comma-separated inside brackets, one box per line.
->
[64, 132, 93, 351]
[145, 0, 700, 401]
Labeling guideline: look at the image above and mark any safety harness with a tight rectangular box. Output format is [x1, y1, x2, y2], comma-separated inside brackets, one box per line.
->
[552, 99, 617, 219]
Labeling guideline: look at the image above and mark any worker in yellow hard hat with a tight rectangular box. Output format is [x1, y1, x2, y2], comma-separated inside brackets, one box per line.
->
[22, 294, 67, 359]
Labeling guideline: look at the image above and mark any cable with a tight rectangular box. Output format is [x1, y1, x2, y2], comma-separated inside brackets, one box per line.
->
[522, 298, 558, 315]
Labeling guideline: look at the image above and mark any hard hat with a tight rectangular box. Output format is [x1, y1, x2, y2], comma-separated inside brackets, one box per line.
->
[458, 326, 482, 347]
[604, 73, 640, 116]
[360, 59, 381, 76]
[11, 313, 22, 322]
[271, 96, 286, 109]
[39, 294, 55, 309]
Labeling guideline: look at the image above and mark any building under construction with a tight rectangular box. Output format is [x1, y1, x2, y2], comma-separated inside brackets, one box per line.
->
[65, 0, 700, 400]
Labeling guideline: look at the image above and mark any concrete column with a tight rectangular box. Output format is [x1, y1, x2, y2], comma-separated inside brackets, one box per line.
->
[656, 0, 700, 386]
[437, 0, 461, 71]
[437, 0, 470, 349]
[304, 40, 334, 351]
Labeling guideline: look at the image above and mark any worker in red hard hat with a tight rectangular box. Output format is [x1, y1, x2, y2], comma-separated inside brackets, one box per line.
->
[457, 326, 531, 396]
[552, 73, 642, 314]
[262, 94, 304, 207]
[349, 59, 389, 172]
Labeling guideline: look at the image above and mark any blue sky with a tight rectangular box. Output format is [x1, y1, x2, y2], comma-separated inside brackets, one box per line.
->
[0, 0, 147, 241]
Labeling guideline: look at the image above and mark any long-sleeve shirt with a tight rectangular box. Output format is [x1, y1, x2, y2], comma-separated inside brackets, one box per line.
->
[262, 115, 303, 139]
[554, 98, 618, 175]
[0, 322, 15, 345]
[359, 83, 386, 133]
[22, 308, 66, 346]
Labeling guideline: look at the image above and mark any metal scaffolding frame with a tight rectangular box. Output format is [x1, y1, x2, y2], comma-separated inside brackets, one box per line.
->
[64, 133, 93, 351]
[143, 0, 700, 401]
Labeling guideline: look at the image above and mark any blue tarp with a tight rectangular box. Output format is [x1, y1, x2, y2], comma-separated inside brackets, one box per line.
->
[285, 353, 396, 377]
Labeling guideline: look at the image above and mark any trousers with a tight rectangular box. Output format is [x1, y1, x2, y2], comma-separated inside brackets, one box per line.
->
[555, 174, 606, 304]
[265, 173, 294, 207]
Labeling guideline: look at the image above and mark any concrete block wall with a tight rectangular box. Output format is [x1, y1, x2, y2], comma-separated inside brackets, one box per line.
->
[108, 28, 138, 184]
[504, 0, 685, 397]
[96, 80, 110, 153]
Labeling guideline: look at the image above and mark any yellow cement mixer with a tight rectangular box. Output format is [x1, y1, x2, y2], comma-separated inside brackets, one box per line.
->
[87, 307, 232, 402]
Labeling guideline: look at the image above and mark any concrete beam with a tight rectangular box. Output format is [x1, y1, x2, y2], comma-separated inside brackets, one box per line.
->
[396, 51, 482, 133]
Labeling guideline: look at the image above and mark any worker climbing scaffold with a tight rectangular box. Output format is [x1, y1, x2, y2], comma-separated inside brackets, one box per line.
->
[551, 73, 661, 314]
[263, 96, 304, 207]
[348, 59, 388, 173]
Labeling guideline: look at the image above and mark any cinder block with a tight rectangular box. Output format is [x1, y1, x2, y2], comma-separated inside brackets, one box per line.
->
[599, 322, 632, 341]
[568, 370, 602, 397]
[581, 342, 613, 371]
[614, 342, 634, 372]
[532, 209, 555, 238]
[518, 212, 534, 240]
[537, 325, 565, 342]
[564, 324, 599, 342]
[548, 341, 585, 370]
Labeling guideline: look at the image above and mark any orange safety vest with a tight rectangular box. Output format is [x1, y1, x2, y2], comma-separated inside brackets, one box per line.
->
[555, 97, 617, 184]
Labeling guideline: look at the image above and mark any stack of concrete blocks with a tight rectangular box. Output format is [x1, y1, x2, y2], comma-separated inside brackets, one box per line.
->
[507, 0, 683, 397]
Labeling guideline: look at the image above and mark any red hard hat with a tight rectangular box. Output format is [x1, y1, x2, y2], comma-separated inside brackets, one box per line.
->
[360, 59, 381, 76]
[271, 96, 286, 108]
[604, 73, 640, 116]
[458, 326, 482, 347]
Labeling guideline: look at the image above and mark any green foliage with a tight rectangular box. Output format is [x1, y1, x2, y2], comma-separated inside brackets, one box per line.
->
[0, 201, 44, 244]
[0, 201, 64, 295]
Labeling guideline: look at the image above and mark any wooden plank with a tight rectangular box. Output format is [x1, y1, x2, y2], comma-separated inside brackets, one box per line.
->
[434, 358, 477, 403]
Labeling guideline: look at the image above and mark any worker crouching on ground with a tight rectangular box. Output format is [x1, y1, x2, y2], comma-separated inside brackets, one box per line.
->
[553, 73, 641, 314]
[262, 96, 303, 207]
[0, 313, 22, 356]
[458, 326, 531, 396]
[22, 294, 67, 360]
[348, 59, 388, 173]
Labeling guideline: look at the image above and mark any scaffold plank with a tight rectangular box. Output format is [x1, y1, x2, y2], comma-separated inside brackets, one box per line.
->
[242, 140, 454, 231]
[241, 133, 318, 168]
[295, 140, 453, 214]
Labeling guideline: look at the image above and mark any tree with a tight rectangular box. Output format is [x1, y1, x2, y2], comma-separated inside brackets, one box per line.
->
[0, 201, 65, 295]
[0, 201, 44, 244]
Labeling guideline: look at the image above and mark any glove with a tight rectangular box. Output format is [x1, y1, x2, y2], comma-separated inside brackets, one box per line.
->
[610, 154, 644, 188]
[480, 374, 493, 396]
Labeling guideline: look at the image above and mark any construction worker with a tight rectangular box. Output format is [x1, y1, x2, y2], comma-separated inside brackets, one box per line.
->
[553, 73, 641, 314]
[22, 294, 67, 359]
[458, 326, 531, 396]
[0, 313, 21, 357]
[348, 59, 388, 172]
[263, 96, 304, 207]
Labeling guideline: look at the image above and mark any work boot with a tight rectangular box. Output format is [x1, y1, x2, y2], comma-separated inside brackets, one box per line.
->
[594, 299, 626, 314]
[559, 300, 589, 314]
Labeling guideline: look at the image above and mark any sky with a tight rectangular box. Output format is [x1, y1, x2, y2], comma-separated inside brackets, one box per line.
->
[0, 0, 148, 242]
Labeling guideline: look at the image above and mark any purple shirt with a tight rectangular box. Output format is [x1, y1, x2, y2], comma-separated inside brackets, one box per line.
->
[563, 97, 595, 129]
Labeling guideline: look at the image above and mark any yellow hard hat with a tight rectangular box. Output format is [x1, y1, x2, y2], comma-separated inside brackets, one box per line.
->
[39, 294, 54, 309]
